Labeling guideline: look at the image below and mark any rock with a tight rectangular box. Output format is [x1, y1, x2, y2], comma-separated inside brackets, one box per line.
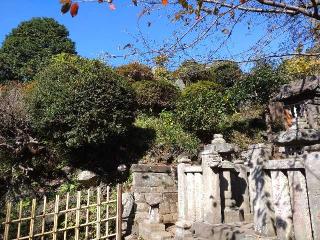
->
[76, 170, 99, 187]
[276, 128, 320, 146]
[61, 166, 73, 175]
[123, 192, 134, 219]
[145, 193, 162, 206]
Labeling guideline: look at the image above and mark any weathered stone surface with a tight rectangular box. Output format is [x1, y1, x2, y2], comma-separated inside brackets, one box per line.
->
[304, 152, 320, 240]
[276, 128, 320, 146]
[133, 192, 145, 203]
[186, 172, 195, 222]
[288, 170, 313, 240]
[177, 161, 190, 221]
[271, 171, 294, 239]
[76, 170, 99, 186]
[194, 172, 203, 222]
[122, 192, 134, 219]
[131, 164, 172, 173]
[133, 172, 175, 188]
[145, 193, 162, 206]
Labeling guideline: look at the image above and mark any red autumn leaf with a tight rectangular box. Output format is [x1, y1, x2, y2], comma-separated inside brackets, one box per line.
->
[240, 0, 246, 4]
[109, 3, 116, 10]
[61, 3, 71, 14]
[98, 0, 104, 3]
[162, 0, 168, 6]
[70, 3, 79, 17]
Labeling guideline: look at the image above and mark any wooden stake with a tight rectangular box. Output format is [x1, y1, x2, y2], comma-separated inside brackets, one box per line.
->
[53, 195, 59, 240]
[17, 201, 23, 239]
[75, 191, 81, 240]
[29, 199, 36, 239]
[63, 193, 69, 240]
[4, 202, 12, 240]
[41, 196, 47, 240]
[96, 188, 101, 239]
[105, 186, 110, 237]
[116, 184, 122, 240]
[85, 190, 90, 240]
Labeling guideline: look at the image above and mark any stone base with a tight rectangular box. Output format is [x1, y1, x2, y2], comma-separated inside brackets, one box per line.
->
[224, 210, 241, 223]
[139, 222, 173, 240]
[175, 221, 193, 240]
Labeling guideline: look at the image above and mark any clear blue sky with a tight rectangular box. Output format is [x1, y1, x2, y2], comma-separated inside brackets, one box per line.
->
[0, 0, 284, 68]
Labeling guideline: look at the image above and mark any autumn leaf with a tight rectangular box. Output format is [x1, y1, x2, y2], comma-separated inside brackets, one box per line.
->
[61, 3, 71, 14]
[60, 0, 71, 4]
[240, 0, 246, 4]
[98, 0, 104, 2]
[162, 0, 168, 6]
[109, 3, 116, 10]
[70, 3, 79, 17]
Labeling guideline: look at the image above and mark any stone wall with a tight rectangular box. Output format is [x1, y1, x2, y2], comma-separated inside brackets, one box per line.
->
[131, 164, 178, 235]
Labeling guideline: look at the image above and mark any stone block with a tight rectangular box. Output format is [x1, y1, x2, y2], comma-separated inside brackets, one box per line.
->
[131, 164, 172, 173]
[151, 231, 172, 240]
[133, 172, 175, 188]
[159, 202, 170, 215]
[136, 202, 149, 212]
[162, 214, 173, 223]
[224, 210, 240, 223]
[134, 192, 145, 203]
[145, 193, 162, 206]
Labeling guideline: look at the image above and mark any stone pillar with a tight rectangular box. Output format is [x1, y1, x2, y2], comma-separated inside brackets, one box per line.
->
[177, 157, 191, 221]
[201, 149, 222, 224]
[271, 171, 294, 240]
[304, 152, 320, 239]
[194, 172, 204, 222]
[247, 144, 276, 237]
[288, 170, 313, 240]
[237, 164, 251, 221]
[186, 172, 196, 222]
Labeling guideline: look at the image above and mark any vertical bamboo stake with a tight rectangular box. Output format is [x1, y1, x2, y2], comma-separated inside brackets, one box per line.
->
[85, 190, 90, 240]
[17, 201, 23, 239]
[4, 202, 12, 240]
[96, 188, 101, 239]
[53, 195, 60, 240]
[75, 191, 81, 240]
[29, 199, 36, 240]
[116, 184, 122, 240]
[41, 196, 47, 240]
[105, 186, 110, 237]
[63, 193, 69, 240]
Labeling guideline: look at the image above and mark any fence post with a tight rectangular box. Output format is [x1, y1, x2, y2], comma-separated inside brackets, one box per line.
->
[4, 202, 12, 240]
[116, 184, 122, 240]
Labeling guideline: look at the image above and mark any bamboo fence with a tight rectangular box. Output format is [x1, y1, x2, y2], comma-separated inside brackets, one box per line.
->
[2, 185, 123, 240]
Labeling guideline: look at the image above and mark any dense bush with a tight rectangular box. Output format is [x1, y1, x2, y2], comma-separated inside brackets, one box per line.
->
[115, 62, 154, 83]
[230, 62, 288, 105]
[0, 18, 76, 81]
[176, 81, 233, 139]
[174, 60, 213, 85]
[28, 54, 137, 148]
[135, 111, 200, 161]
[209, 61, 243, 88]
[132, 80, 180, 113]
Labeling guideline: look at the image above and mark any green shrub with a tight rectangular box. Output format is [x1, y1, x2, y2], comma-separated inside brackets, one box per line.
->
[115, 62, 154, 83]
[176, 81, 233, 139]
[28, 54, 136, 148]
[132, 80, 180, 113]
[209, 61, 243, 88]
[135, 111, 200, 160]
[174, 60, 213, 86]
[0, 17, 75, 81]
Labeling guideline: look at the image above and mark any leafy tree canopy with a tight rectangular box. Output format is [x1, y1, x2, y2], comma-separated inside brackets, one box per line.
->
[0, 17, 76, 81]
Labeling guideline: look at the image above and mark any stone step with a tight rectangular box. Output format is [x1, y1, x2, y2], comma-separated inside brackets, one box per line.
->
[150, 231, 173, 240]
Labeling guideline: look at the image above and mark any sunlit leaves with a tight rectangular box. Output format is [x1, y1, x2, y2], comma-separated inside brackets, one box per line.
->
[162, 0, 168, 6]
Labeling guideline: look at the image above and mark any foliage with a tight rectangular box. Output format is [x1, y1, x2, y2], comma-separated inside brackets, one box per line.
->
[115, 62, 154, 83]
[153, 66, 172, 82]
[280, 56, 320, 79]
[135, 111, 200, 161]
[174, 60, 213, 86]
[176, 81, 233, 139]
[0, 18, 76, 81]
[27, 54, 137, 149]
[209, 61, 243, 88]
[230, 61, 288, 106]
[132, 80, 180, 113]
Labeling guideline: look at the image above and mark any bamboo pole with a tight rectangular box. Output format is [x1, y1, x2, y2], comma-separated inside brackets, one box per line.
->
[96, 188, 101, 239]
[17, 201, 23, 239]
[63, 193, 69, 240]
[116, 184, 122, 240]
[75, 191, 81, 240]
[28, 199, 36, 240]
[4, 202, 12, 240]
[105, 186, 110, 237]
[85, 190, 90, 239]
[52, 195, 60, 240]
[41, 196, 47, 240]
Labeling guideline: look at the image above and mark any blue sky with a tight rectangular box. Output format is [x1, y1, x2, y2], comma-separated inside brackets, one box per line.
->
[0, 0, 284, 68]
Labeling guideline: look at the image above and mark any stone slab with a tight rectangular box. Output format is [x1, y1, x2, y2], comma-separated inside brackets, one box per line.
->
[131, 164, 172, 173]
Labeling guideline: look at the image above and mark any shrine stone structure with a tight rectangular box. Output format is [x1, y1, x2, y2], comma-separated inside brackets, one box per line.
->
[128, 76, 320, 240]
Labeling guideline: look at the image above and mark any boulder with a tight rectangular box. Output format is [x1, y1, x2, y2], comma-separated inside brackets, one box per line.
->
[76, 170, 99, 187]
